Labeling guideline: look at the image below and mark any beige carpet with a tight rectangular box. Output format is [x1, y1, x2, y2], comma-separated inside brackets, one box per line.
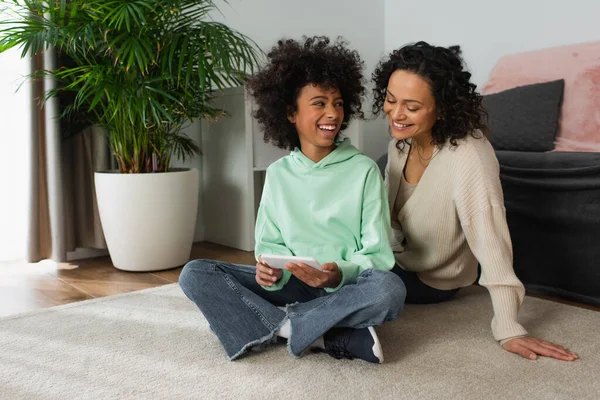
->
[1, 284, 598, 400]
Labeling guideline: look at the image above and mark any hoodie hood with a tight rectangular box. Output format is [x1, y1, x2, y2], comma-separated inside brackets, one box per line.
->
[289, 138, 360, 170]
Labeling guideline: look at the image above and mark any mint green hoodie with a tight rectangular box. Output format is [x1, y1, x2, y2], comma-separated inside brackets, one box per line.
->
[255, 138, 395, 292]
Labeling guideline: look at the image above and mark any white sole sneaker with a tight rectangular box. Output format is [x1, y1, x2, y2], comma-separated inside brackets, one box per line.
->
[368, 326, 384, 363]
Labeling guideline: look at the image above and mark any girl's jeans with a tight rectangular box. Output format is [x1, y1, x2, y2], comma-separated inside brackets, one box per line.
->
[179, 259, 406, 360]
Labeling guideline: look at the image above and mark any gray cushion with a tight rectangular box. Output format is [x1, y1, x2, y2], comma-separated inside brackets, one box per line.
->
[482, 79, 564, 152]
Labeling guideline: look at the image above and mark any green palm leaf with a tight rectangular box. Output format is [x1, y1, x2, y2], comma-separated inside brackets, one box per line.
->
[0, 0, 264, 173]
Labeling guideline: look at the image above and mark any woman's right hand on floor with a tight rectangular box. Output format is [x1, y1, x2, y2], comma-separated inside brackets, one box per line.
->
[502, 336, 579, 361]
[255, 258, 283, 286]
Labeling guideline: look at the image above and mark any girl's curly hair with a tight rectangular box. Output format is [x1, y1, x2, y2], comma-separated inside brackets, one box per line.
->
[246, 36, 365, 150]
[372, 41, 488, 148]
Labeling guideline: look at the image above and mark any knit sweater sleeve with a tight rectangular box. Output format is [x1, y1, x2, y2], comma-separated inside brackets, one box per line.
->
[461, 206, 528, 341]
[455, 139, 528, 342]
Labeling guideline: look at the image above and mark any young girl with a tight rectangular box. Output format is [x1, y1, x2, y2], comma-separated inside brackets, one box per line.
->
[179, 36, 405, 363]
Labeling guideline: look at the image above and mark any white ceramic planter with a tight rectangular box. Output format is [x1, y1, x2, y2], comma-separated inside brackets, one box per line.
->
[95, 168, 199, 272]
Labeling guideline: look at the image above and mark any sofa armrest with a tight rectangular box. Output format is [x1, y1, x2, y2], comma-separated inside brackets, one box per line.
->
[496, 150, 600, 190]
[496, 150, 600, 168]
[496, 149, 600, 306]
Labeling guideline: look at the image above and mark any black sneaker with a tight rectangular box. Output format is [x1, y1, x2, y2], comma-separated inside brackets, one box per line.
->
[324, 326, 384, 363]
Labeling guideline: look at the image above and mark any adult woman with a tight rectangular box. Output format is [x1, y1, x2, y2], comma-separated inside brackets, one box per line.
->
[372, 41, 577, 361]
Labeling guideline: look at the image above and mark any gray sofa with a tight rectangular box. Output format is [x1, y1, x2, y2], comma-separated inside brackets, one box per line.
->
[497, 150, 600, 306]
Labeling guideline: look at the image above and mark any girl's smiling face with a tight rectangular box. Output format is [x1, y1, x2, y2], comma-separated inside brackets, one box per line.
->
[288, 83, 344, 154]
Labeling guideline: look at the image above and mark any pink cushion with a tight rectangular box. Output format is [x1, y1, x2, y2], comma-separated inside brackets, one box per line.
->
[482, 41, 600, 152]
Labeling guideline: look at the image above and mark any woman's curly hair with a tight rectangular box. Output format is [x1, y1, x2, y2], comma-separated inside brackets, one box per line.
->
[372, 41, 488, 148]
[246, 36, 365, 150]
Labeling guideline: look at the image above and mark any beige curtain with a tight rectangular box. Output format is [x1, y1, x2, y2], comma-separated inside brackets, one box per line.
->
[26, 49, 111, 262]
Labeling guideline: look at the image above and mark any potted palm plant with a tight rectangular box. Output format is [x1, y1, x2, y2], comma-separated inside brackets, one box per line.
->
[0, 0, 262, 271]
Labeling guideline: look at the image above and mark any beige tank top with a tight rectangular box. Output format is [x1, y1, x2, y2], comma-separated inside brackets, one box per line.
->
[391, 170, 417, 229]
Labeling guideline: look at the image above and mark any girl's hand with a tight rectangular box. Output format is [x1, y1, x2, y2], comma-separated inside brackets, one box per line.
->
[285, 262, 342, 288]
[502, 336, 578, 361]
[255, 257, 283, 286]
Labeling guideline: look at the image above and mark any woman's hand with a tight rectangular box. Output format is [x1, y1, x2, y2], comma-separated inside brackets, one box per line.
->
[255, 257, 283, 286]
[502, 336, 578, 361]
[285, 262, 342, 288]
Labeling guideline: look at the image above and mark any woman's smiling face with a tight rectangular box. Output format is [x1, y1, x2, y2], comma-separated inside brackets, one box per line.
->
[383, 70, 438, 142]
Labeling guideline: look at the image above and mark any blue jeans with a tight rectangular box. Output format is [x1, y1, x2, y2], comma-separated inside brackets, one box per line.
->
[179, 259, 406, 360]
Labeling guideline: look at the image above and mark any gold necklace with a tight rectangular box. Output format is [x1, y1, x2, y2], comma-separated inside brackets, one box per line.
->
[409, 142, 436, 166]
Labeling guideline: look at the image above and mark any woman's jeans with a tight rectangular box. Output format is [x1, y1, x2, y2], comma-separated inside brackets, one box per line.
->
[179, 259, 406, 360]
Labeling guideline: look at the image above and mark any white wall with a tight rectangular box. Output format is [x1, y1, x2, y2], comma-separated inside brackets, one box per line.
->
[384, 0, 600, 88]
[213, 0, 385, 74]
[210, 0, 390, 161]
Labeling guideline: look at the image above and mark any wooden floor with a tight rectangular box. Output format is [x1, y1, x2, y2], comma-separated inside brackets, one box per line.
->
[1, 241, 597, 318]
[0, 242, 255, 318]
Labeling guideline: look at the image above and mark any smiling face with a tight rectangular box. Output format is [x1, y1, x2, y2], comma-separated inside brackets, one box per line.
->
[287, 83, 344, 156]
[383, 70, 438, 145]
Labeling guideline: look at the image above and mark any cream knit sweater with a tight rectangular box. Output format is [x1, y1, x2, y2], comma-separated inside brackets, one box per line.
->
[385, 134, 528, 342]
